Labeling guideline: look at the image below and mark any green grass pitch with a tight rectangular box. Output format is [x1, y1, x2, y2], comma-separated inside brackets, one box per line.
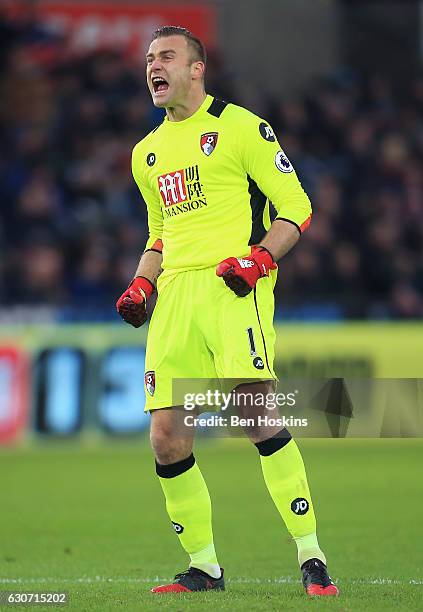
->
[1, 438, 422, 611]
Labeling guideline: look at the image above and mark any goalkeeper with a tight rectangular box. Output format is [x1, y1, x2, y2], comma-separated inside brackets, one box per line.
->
[117, 26, 339, 597]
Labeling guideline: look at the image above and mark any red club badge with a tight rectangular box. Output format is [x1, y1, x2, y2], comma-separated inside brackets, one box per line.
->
[145, 371, 155, 396]
[200, 132, 218, 156]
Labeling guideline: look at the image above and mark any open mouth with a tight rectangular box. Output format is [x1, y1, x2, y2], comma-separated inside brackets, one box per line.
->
[152, 76, 169, 94]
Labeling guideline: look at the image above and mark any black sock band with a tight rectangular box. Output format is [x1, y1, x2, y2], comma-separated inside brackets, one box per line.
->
[255, 428, 292, 456]
[155, 453, 195, 478]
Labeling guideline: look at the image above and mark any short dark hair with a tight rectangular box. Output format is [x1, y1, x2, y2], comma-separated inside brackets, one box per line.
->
[151, 26, 207, 65]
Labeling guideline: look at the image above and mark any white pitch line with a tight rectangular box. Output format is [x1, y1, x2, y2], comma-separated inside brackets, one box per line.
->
[0, 577, 422, 586]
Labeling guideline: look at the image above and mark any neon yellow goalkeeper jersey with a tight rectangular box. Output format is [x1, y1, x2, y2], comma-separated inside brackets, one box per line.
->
[132, 94, 312, 272]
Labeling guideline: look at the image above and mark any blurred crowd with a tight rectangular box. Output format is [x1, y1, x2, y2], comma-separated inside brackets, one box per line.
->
[1, 10, 422, 320]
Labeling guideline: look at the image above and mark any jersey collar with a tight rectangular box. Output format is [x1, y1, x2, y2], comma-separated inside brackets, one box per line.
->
[163, 94, 213, 127]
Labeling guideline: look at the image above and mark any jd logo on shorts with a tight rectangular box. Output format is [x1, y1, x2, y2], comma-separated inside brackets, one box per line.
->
[172, 521, 184, 534]
[291, 497, 309, 515]
[145, 371, 155, 396]
[253, 356, 264, 370]
[146, 152, 156, 166]
[259, 122, 275, 142]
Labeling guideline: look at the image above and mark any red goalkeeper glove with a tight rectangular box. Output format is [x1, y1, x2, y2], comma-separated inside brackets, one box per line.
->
[116, 276, 155, 328]
[216, 246, 277, 297]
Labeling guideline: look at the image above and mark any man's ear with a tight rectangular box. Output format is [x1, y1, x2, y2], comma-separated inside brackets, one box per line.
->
[191, 61, 205, 81]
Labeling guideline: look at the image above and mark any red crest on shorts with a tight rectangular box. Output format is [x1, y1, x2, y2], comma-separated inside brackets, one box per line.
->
[145, 371, 155, 396]
[200, 132, 218, 156]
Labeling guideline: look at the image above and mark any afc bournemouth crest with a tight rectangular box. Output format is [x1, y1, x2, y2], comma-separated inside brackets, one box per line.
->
[145, 371, 155, 396]
[200, 132, 218, 156]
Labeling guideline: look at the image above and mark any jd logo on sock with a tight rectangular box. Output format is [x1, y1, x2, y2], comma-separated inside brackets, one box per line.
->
[172, 521, 184, 534]
[291, 498, 309, 515]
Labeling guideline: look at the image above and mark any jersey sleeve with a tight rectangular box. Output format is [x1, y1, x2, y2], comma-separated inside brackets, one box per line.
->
[239, 114, 312, 233]
[131, 144, 163, 250]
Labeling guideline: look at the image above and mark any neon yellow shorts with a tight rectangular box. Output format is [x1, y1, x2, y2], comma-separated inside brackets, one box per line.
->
[144, 266, 277, 411]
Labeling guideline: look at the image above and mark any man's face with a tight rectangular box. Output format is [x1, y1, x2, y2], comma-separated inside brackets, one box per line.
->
[146, 35, 197, 108]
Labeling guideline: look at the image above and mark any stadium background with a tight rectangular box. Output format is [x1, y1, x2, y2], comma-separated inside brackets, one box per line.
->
[1, 0, 422, 441]
[0, 1, 422, 610]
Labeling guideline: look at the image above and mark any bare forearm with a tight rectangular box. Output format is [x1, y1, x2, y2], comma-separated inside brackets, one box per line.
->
[134, 250, 163, 285]
[260, 219, 300, 261]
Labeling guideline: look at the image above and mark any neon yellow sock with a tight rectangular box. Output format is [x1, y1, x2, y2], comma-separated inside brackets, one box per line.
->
[255, 430, 326, 566]
[156, 454, 220, 578]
